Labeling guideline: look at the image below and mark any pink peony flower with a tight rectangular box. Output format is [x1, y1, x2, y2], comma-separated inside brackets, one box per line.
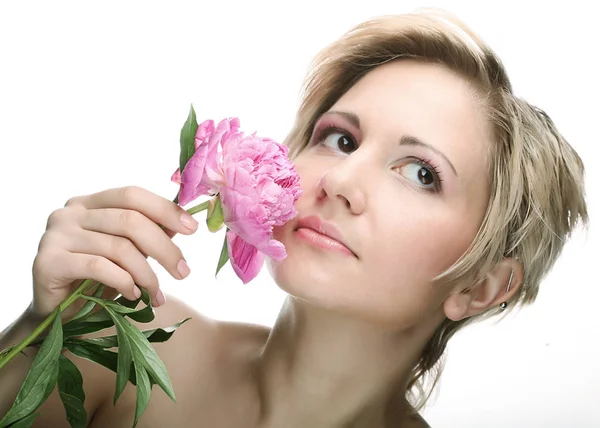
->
[172, 118, 302, 283]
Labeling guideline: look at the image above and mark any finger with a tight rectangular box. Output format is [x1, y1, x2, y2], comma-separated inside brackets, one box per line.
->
[54, 250, 141, 302]
[65, 229, 162, 306]
[78, 208, 190, 282]
[164, 228, 177, 239]
[66, 186, 199, 236]
[74, 278, 121, 303]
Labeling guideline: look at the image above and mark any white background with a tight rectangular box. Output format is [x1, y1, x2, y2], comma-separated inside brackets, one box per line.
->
[0, 1, 598, 427]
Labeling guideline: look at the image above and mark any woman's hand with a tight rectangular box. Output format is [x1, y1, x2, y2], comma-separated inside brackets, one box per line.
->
[31, 186, 198, 317]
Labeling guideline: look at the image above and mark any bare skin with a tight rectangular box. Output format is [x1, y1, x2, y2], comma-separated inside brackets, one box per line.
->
[1, 60, 523, 427]
[15, 298, 428, 428]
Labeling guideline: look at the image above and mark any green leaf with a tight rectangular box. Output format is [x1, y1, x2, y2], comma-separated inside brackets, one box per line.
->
[64, 339, 118, 373]
[121, 305, 155, 324]
[215, 234, 229, 277]
[179, 104, 198, 175]
[107, 301, 154, 324]
[57, 355, 87, 428]
[82, 310, 113, 323]
[105, 308, 176, 402]
[64, 340, 140, 386]
[82, 296, 155, 324]
[79, 318, 191, 349]
[62, 311, 114, 339]
[5, 413, 39, 428]
[112, 313, 134, 404]
[70, 283, 104, 321]
[76, 335, 118, 349]
[206, 196, 225, 232]
[57, 394, 86, 428]
[115, 288, 151, 309]
[141, 318, 191, 344]
[0, 310, 63, 428]
[57, 355, 86, 402]
[133, 362, 151, 427]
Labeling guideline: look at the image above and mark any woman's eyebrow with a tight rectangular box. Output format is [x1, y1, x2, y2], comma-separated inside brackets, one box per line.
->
[399, 135, 458, 177]
[323, 110, 361, 128]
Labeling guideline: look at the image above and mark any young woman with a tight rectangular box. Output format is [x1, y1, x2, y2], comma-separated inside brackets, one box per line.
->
[0, 9, 587, 428]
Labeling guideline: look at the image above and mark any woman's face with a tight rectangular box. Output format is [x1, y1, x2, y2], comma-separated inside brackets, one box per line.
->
[268, 60, 492, 328]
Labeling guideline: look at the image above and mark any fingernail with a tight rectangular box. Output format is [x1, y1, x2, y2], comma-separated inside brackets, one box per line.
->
[156, 289, 166, 306]
[177, 259, 190, 279]
[180, 213, 198, 231]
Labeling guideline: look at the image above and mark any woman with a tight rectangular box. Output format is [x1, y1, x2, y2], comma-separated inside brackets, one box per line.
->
[0, 9, 587, 428]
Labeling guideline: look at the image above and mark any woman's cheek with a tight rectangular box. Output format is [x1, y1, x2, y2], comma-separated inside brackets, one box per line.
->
[370, 206, 464, 278]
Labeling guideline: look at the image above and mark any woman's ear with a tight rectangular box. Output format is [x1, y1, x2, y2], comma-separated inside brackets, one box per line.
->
[443, 257, 523, 321]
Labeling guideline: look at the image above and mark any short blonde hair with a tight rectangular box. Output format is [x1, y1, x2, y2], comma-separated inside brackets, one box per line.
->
[283, 9, 588, 409]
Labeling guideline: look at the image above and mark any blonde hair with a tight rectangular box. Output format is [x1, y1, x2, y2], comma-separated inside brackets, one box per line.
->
[283, 9, 588, 409]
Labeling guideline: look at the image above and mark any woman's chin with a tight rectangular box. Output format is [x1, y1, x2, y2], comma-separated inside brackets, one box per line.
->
[268, 252, 344, 302]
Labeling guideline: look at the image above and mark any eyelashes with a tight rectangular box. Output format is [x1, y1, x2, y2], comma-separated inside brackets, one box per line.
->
[310, 121, 444, 192]
[398, 157, 444, 192]
[311, 123, 357, 148]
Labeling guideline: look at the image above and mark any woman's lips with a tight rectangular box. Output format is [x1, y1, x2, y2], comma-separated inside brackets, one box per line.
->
[294, 215, 356, 257]
[296, 227, 355, 256]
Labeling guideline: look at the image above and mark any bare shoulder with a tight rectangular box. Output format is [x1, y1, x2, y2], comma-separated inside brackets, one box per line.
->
[85, 294, 269, 427]
[146, 294, 270, 367]
[29, 293, 267, 427]
[29, 295, 212, 426]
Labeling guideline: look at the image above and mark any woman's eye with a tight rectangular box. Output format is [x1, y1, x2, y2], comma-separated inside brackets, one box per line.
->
[398, 162, 438, 189]
[321, 132, 357, 154]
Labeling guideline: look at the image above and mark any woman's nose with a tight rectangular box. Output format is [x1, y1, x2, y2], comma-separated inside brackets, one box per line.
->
[315, 167, 367, 215]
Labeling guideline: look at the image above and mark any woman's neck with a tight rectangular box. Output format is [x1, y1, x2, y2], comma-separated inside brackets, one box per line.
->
[253, 297, 444, 428]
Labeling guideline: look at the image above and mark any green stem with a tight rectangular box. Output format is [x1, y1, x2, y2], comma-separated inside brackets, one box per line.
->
[0, 278, 94, 371]
[187, 200, 209, 215]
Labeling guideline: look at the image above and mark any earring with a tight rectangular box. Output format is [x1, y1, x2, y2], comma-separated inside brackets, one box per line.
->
[499, 268, 515, 310]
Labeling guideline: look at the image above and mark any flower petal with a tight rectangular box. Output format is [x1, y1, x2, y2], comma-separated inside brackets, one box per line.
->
[178, 143, 211, 206]
[226, 230, 264, 284]
[198, 118, 240, 192]
[261, 239, 287, 260]
[171, 168, 181, 184]
[194, 119, 215, 150]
